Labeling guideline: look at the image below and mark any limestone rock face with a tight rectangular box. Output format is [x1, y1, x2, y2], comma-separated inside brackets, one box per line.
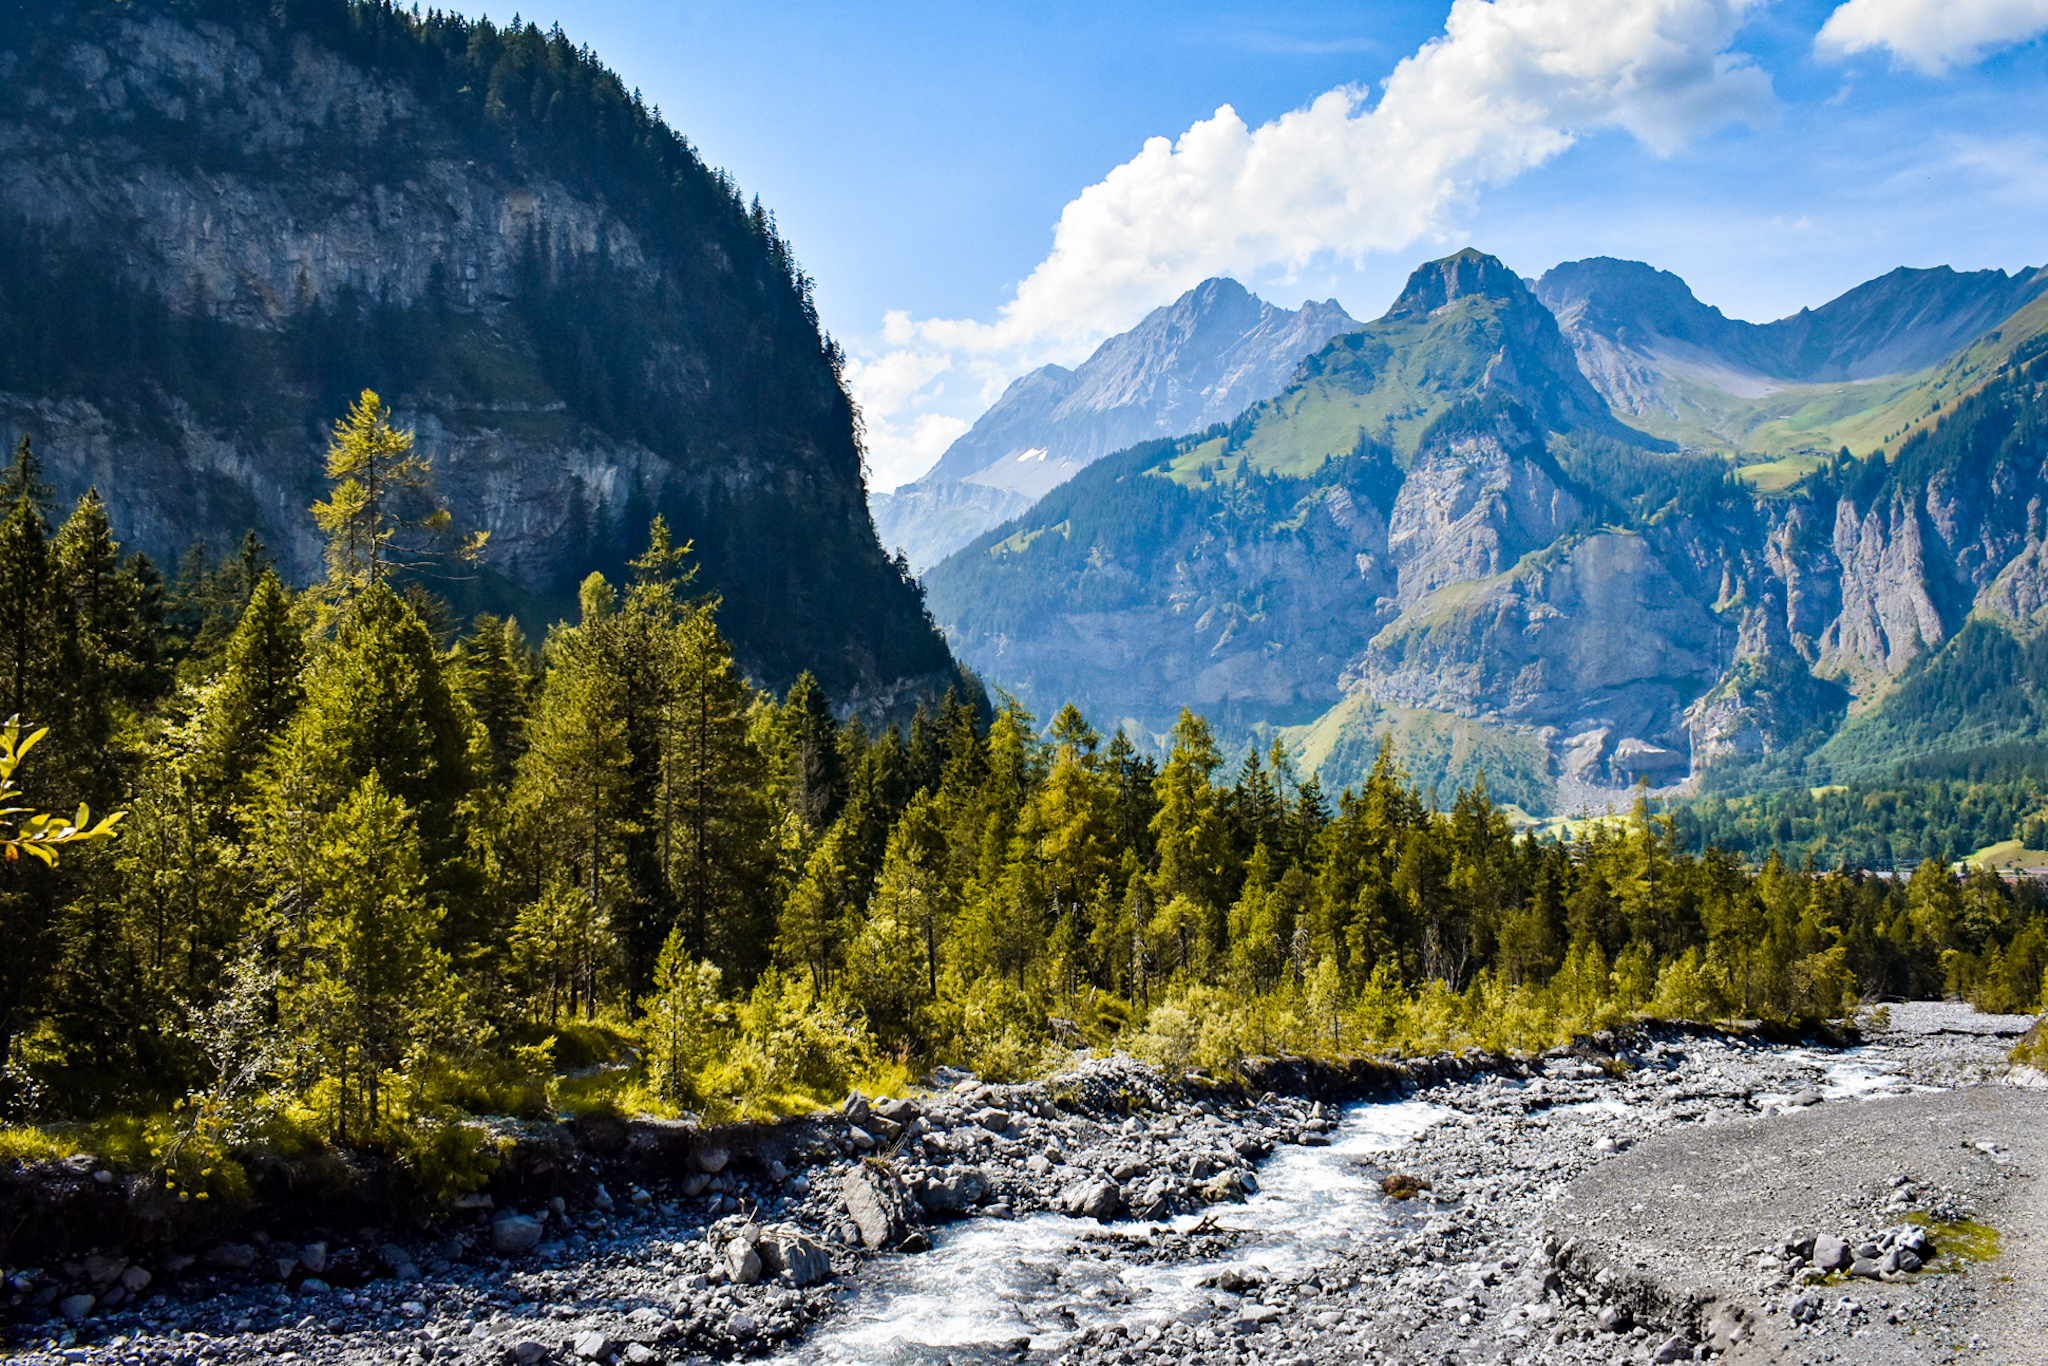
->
[0, 0, 953, 704]
[1386, 416, 1583, 605]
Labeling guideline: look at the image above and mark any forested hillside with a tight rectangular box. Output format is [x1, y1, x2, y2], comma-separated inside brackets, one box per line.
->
[3, 410, 2044, 1199]
[0, 0, 951, 702]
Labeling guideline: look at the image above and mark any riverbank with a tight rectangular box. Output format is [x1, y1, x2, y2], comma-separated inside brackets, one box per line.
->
[1, 1005, 2036, 1366]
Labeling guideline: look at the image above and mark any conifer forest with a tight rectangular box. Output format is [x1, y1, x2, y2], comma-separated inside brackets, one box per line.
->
[1, 390, 2043, 1198]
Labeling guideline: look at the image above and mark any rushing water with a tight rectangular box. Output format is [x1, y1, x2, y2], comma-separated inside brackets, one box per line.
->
[797, 1100, 1449, 1365]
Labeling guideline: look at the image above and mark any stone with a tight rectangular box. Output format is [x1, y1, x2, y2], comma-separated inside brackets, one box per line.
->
[848, 1125, 876, 1150]
[757, 1228, 831, 1287]
[1788, 1091, 1823, 1108]
[571, 1329, 614, 1360]
[379, 1243, 414, 1271]
[118, 1265, 151, 1293]
[729, 1312, 759, 1338]
[299, 1242, 330, 1274]
[1238, 1303, 1282, 1326]
[591, 1185, 615, 1213]
[1849, 1257, 1882, 1279]
[492, 1215, 545, 1256]
[843, 1091, 871, 1123]
[725, 1239, 762, 1285]
[1811, 1235, 1851, 1273]
[55, 1293, 96, 1322]
[1199, 1170, 1249, 1203]
[510, 1344, 548, 1366]
[623, 1346, 657, 1365]
[1060, 1177, 1123, 1221]
[201, 1242, 258, 1270]
[1652, 1335, 1694, 1362]
[1596, 1305, 1627, 1332]
[972, 1108, 1013, 1132]
[842, 1163, 919, 1249]
[697, 1147, 731, 1174]
[1780, 1228, 1817, 1261]
[1894, 1248, 1923, 1273]
[82, 1254, 126, 1286]
[875, 1097, 921, 1124]
[299, 1278, 331, 1294]
[681, 1172, 712, 1198]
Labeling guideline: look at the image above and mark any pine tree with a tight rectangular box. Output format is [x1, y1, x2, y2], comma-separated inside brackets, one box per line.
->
[308, 390, 486, 594]
[450, 614, 535, 784]
[276, 772, 449, 1139]
[782, 671, 843, 834]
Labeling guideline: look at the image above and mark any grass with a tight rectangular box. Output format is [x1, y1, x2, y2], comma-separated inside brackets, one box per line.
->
[1960, 839, 2048, 873]
[1906, 1213, 2003, 1271]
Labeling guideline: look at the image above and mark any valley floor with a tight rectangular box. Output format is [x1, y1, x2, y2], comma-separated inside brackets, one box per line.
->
[4, 1006, 2039, 1366]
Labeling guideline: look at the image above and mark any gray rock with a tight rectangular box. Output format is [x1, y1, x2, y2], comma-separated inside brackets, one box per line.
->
[623, 1346, 657, 1365]
[842, 1163, 919, 1249]
[1596, 1305, 1628, 1332]
[201, 1242, 257, 1270]
[492, 1215, 545, 1256]
[1788, 1091, 1823, 1108]
[847, 1125, 876, 1150]
[571, 1329, 614, 1360]
[697, 1147, 731, 1174]
[875, 1097, 921, 1124]
[729, 1312, 759, 1338]
[1060, 1177, 1122, 1221]
[681, 1172, 712, 1197]
[757, 1228, 831, 1287]
[299, 1241, 330, 1274]
[299, 1278, 331, 1294]
[510, 1344, 548, 1366]
[1811, 1234, 1851, 1272]
[55, 1293, 96, 1322]
[1780, 1228, 1817, 1261]
[1652, 1335, 1694, 1363]
[82, 1253, 126, 1286]
[725, 1239, 762, 1285]
[1849, 1257, 1882, 1278]
[843, 1091, 871, 1123]
[118, 1265, 151, 1293]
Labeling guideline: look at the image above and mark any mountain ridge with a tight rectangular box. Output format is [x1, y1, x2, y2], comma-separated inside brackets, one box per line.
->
[0, 0, 956, 705]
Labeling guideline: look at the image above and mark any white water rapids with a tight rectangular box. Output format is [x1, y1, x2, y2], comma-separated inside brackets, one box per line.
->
[797, 1099, 1449, 1365]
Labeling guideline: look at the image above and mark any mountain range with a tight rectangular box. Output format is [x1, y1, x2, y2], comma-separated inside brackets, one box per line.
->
[872, 279, 1355, 569]
[0, 0, 955, 709]
[922, 248, 2048, 813]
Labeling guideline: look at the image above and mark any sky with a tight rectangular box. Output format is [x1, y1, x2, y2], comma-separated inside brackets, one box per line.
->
[518, 0, 2048, 490]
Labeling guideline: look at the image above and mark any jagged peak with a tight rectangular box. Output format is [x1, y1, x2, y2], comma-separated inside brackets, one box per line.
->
[1382, 248, 1531, 322]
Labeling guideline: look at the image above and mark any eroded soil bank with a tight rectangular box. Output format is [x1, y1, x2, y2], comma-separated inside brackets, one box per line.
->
[2, 1004, 2036, 1366]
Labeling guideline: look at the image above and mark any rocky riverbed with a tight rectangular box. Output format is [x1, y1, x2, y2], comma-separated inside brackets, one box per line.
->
[3, 1003, 2039, 1366]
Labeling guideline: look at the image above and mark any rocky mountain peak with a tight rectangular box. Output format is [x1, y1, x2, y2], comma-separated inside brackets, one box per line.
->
[1382, 248, 1532, 322]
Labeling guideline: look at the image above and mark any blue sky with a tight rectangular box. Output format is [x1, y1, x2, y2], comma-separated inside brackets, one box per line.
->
[519, 0, 2048, 487]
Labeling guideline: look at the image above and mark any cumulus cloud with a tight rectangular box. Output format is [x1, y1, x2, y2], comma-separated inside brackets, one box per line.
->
[861, 0, 1774, 489]
[1817, 0, 2048, 74]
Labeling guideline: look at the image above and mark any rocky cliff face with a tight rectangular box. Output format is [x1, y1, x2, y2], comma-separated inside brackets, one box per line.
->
[882, 280, 1358, 570]
[927, 250, 2048, 810]
[923, 279, 1358, 490]
[0, 0, 954, 703]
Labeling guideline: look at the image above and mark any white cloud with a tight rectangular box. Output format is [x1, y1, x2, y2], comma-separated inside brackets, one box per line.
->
[863, 0, 1774, 488]
[1817, 0, 2048, 74]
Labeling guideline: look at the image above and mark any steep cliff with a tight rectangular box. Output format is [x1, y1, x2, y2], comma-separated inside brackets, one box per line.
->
[0, 0, 954, 701]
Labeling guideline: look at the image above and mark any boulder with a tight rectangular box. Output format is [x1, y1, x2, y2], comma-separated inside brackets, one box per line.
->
[919, 1164, 991, 1215]
[1652, 1335, 1695, 1363]
[1059, 1177, 1122, 1221]
[491, 1215, 545, 1256]
[55, 1293, 96, 1322]
[118, 1265, 151, 1293]
[1811, 1235, 1850, 1273]
[82, 1254, 126, 1286]
[510, 1344, 548, 1366]
[299, 1242, 330, 1274]
[571, 1329, 614, 1360]
[725, 1239, 762, 1285]
[201, 1243, 257, 1271]
[696, 1147, 731, 1174]
[842, 1163, 919, 1249]
[757, 1228, 831, 1286]
[874, 1097, 921, 1124]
